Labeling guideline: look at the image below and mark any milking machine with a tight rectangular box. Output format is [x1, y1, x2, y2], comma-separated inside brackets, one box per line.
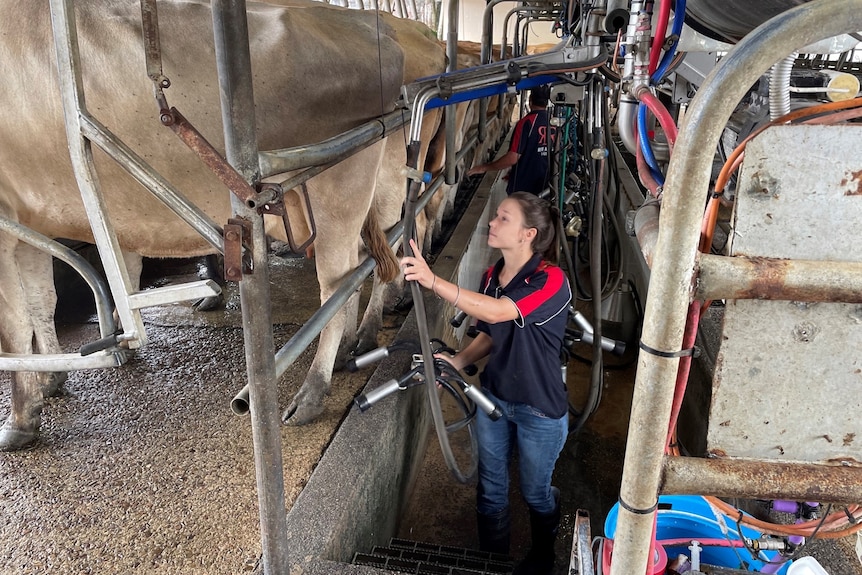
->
[349, 339, 501, 447]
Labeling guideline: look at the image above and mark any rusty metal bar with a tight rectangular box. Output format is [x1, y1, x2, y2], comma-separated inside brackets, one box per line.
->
[609, 3, 862, 575]
[697, 253, 862, 303]
[164, 107, 263, 208]
[210, 1, 289, 573]
[662, 456, 862, 504]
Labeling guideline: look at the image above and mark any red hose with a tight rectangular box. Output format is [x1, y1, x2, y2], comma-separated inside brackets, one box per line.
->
[649, 0, 672, 75]
[665, 301, 700, 453]
[638, 91, 678, 151]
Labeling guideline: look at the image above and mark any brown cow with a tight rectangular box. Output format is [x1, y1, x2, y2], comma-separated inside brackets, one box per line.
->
[0, 0, 445, 449]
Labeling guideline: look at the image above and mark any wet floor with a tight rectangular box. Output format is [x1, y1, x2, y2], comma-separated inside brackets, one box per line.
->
[0, 253, 398, 575]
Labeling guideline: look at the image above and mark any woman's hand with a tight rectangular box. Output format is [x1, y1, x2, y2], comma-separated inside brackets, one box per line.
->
[399, 239, 435, 290]
[433, 352, 462, 372]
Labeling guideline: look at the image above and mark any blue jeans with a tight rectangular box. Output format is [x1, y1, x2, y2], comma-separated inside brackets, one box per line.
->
[475, 389, 568, 516]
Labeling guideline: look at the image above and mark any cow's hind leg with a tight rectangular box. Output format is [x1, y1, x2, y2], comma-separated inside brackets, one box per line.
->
[282, 146, 382, 426]
[0, 237, 43, 450]
[18, 242, 67, 397]
[193, 253, 225, 311]
[282, 250, 360, 426]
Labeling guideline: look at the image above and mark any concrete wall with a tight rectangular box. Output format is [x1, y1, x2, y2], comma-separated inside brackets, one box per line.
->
[282, 174, 502, 574]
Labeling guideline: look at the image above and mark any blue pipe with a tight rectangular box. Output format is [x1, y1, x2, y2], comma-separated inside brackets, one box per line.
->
[637, 102, 664, 185]
[651, 0, 687, 84]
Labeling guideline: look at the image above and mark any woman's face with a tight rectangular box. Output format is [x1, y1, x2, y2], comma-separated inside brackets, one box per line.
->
[488, 198, 532, 250]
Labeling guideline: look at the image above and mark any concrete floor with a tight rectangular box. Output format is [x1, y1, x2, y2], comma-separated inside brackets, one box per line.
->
[2, 245, 861, 575]
[0, 254, 398, 574]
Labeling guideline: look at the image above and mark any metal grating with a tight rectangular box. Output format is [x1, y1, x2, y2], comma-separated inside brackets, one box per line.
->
[353, 538, 513, 575]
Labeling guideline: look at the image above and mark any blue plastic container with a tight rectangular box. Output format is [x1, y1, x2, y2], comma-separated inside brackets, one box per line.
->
[604, 495, 791, 574]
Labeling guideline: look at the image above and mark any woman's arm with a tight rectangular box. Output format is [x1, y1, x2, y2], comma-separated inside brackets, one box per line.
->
[400, 239, 519, 324]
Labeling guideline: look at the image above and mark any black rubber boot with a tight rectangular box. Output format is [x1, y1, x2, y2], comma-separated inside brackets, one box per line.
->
[513, 493, 561, 575]
[477, 507, 511, 556]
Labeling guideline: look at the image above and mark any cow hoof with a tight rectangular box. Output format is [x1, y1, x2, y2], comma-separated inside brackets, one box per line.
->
[193, 293, 224, 312]
[352, 338, 378, 359]
[41, 371, 68, 398]
[281, 400, 324, 426]
[0, 422, 39, 452]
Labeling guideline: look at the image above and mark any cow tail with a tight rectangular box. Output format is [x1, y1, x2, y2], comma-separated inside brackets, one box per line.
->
[362, 208, 400, 283]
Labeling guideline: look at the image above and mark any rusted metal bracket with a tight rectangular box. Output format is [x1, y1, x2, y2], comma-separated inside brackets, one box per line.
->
[258, 183, 317, 255]
[224, 217, 252, 282]
[161, 107, 275, 209]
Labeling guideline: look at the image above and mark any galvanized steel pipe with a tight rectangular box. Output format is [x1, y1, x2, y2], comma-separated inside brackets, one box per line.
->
[445, 0, 458, 184]
[211, 1, 289, 573]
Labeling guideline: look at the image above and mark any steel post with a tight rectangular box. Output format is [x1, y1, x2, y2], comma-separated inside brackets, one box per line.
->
[211, 1, 289, 573]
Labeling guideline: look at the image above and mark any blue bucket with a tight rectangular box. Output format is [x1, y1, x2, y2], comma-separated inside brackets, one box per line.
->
[604, 495, 791, 574]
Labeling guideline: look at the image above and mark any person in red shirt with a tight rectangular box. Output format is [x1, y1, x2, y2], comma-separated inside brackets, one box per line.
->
[467, 85, 557, 196]
[401, 192, 571, 575]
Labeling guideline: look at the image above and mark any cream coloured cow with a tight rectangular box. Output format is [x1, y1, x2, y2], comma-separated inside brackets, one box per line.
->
[421, 40, 518, 249]
[0, 0, 445, 450]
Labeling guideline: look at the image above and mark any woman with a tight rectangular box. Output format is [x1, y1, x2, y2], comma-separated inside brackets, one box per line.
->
[401, 192, 571, 575]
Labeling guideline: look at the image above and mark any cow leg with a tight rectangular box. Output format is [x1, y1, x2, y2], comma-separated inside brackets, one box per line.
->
[356, 273, 397, 356]
[17, 242, 66, 397]
[282, 146, 382, 426]
[194, 253, 225, 311]
[283, 239, 362, 426]
[335, 285, 360, 370]
[0, 237, 43, 451]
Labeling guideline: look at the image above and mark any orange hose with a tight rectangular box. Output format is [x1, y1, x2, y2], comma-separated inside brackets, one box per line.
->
[679, 99, 862, 534]
[704, 496, 862, 538]
[700, 97, 862, 267]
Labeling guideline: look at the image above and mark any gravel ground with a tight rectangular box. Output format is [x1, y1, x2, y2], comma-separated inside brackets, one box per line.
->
[0, 255, 394, 575]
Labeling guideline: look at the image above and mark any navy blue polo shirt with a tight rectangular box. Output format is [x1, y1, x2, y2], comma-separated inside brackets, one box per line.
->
[475, 253, 571, 418]
[506, 109, 557, 196]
